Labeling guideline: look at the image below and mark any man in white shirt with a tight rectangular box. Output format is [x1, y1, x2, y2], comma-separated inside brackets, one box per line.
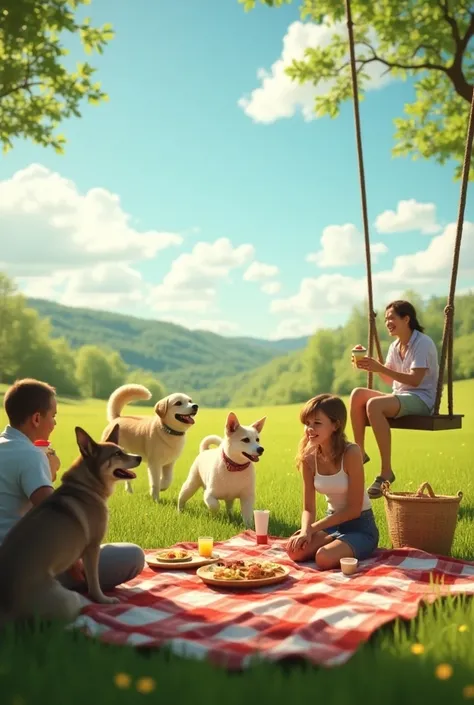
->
[350, 300, 438, 499]
[0, 378, 144, 592]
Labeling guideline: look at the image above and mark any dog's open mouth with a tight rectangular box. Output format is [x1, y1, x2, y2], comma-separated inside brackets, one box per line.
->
[175, 413, 196, 425]
[243, 452, 260, 463]
[113, 469, 137, 480]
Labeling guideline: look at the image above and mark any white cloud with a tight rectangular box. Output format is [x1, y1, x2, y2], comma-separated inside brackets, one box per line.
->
[375, 199, 441, 234]
[18, 264, 149, 314]
[149, 237, 255, 313]
[268, 317, 318, 340]
[0, 164, 182, 277]
[271, 274, 368, 316]
[375, 221, 474, 285]
[261, 281, 281, 295]
[238, 21, 391, 124]
[307, 224, 388, 268]
[270, 221, 474, 332]
[243, 261, 279, 281]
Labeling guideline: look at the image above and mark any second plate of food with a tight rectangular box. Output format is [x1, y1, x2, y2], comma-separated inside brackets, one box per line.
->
[196, 559, 290, 588]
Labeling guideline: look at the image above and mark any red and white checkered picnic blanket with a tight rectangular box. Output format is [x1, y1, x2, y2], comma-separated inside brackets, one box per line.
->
[72, 531, 474, 669]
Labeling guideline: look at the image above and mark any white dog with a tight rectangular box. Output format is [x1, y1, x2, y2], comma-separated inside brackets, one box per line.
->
[102, 384, 198, 502]
[177, 412, 266, 526]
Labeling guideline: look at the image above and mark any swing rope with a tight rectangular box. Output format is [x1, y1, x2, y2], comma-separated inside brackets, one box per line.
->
[344, 0, 383, 390]
[345, 0, 473, 417]
[433, 87, 474, 416]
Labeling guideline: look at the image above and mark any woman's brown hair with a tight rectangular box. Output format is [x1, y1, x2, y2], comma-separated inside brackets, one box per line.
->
[295, 393, 349, 471]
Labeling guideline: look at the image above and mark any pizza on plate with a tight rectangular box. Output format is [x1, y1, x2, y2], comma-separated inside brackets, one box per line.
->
[207, 559, 286, 581]
[155, 549, 192, 562]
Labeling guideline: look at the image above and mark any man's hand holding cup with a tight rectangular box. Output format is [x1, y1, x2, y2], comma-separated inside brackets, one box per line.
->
[34, 440, 61, 482]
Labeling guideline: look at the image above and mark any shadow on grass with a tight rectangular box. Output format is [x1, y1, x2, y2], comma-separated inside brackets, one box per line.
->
[458, 504, 474, 522]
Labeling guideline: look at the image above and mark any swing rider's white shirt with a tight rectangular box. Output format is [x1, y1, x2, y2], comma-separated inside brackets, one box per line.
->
[385, 330, 439, 412]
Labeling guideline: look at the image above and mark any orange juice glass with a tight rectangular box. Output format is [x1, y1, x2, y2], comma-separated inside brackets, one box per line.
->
[198, 536, 214, 558]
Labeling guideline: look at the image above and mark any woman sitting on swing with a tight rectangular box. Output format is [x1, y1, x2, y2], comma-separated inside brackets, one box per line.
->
[350, 300, 439, 499]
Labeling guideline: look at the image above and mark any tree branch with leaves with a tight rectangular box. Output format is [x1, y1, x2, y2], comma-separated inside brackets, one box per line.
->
[0, 0, 114, 153]
[240, 0, 474, 178]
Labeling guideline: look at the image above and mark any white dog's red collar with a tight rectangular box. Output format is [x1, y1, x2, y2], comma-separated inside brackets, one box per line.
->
[222, 450, 250, 472]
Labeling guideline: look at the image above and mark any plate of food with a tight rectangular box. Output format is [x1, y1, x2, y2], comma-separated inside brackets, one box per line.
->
[146, 549, 221, 569]
[196, 559, 290, 588]
[155, 549, 193, 563]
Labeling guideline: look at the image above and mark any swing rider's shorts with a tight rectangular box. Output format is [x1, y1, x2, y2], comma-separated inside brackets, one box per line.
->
[394, 392, 431, 418]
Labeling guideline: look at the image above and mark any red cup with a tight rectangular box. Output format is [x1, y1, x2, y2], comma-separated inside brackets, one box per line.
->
[34, 440, 51, 454]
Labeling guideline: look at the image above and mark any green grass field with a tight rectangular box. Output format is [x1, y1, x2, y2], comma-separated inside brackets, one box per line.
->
[0, 380, 473, 704]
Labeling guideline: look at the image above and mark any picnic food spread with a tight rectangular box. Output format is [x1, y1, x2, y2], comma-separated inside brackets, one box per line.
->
[155, 549, 192, 562]
[207, 559, 286, 581]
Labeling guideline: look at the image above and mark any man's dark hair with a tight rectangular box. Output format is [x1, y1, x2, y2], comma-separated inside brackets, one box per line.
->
[4, 378, 56, 427]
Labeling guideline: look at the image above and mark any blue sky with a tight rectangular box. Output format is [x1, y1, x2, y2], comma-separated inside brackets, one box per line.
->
[1, 0, 472, 340]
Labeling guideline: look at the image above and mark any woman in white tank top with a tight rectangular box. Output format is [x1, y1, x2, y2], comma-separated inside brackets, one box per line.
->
[286, 393, 379, 570]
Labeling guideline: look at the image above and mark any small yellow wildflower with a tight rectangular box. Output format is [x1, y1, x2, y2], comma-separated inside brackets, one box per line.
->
[114, 672, 132, 689]
[11, 697, 25, 705]
[410, 643, 425, 655]
[463, 685, 474, 699]
[459, 625, 469, 633]
[435, 663, 453, 680]
[136, 677, 156, 694]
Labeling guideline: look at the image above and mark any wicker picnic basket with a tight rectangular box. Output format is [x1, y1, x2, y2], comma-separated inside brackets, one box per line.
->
[382, 481, 463, 556]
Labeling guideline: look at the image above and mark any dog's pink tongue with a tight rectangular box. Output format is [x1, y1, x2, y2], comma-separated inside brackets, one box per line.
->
[183, 415, 195, 424]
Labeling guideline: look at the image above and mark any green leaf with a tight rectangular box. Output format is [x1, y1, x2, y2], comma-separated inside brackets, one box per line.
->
[238, 0, 474, 178]
[0, 0, 114, 154]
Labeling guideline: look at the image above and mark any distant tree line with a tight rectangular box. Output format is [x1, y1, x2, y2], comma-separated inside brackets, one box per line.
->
[223, 289, 474, 407]
[1, 272, 473, 407]
[0, 273, 165, 403]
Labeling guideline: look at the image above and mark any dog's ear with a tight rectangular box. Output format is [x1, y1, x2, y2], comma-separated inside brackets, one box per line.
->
[225, 412, 240, 435]
[75, 427, 98, 458]
[155, 396, 169, 419]
[252, 416, 266, 434]
[105, 423, 120, 446]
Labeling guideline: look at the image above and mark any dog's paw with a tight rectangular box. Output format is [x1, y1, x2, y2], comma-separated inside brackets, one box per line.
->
[125, 484, 133, 494]
[150, 491, 160, 503]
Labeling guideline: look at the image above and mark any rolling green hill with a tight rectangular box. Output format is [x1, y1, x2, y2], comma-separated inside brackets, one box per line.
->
[26, 293, 474, 409]
[27, 298, 308, 394]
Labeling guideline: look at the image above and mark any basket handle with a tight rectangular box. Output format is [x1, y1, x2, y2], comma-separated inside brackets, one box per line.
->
[415, 482, 436, 498]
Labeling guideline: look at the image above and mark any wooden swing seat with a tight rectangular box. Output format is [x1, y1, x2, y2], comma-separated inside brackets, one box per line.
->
[365, 414, 464, 431]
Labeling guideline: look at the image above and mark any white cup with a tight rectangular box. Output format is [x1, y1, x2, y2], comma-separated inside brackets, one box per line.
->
[254, 510, 270, 544]
[340, 557, 358, 576]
